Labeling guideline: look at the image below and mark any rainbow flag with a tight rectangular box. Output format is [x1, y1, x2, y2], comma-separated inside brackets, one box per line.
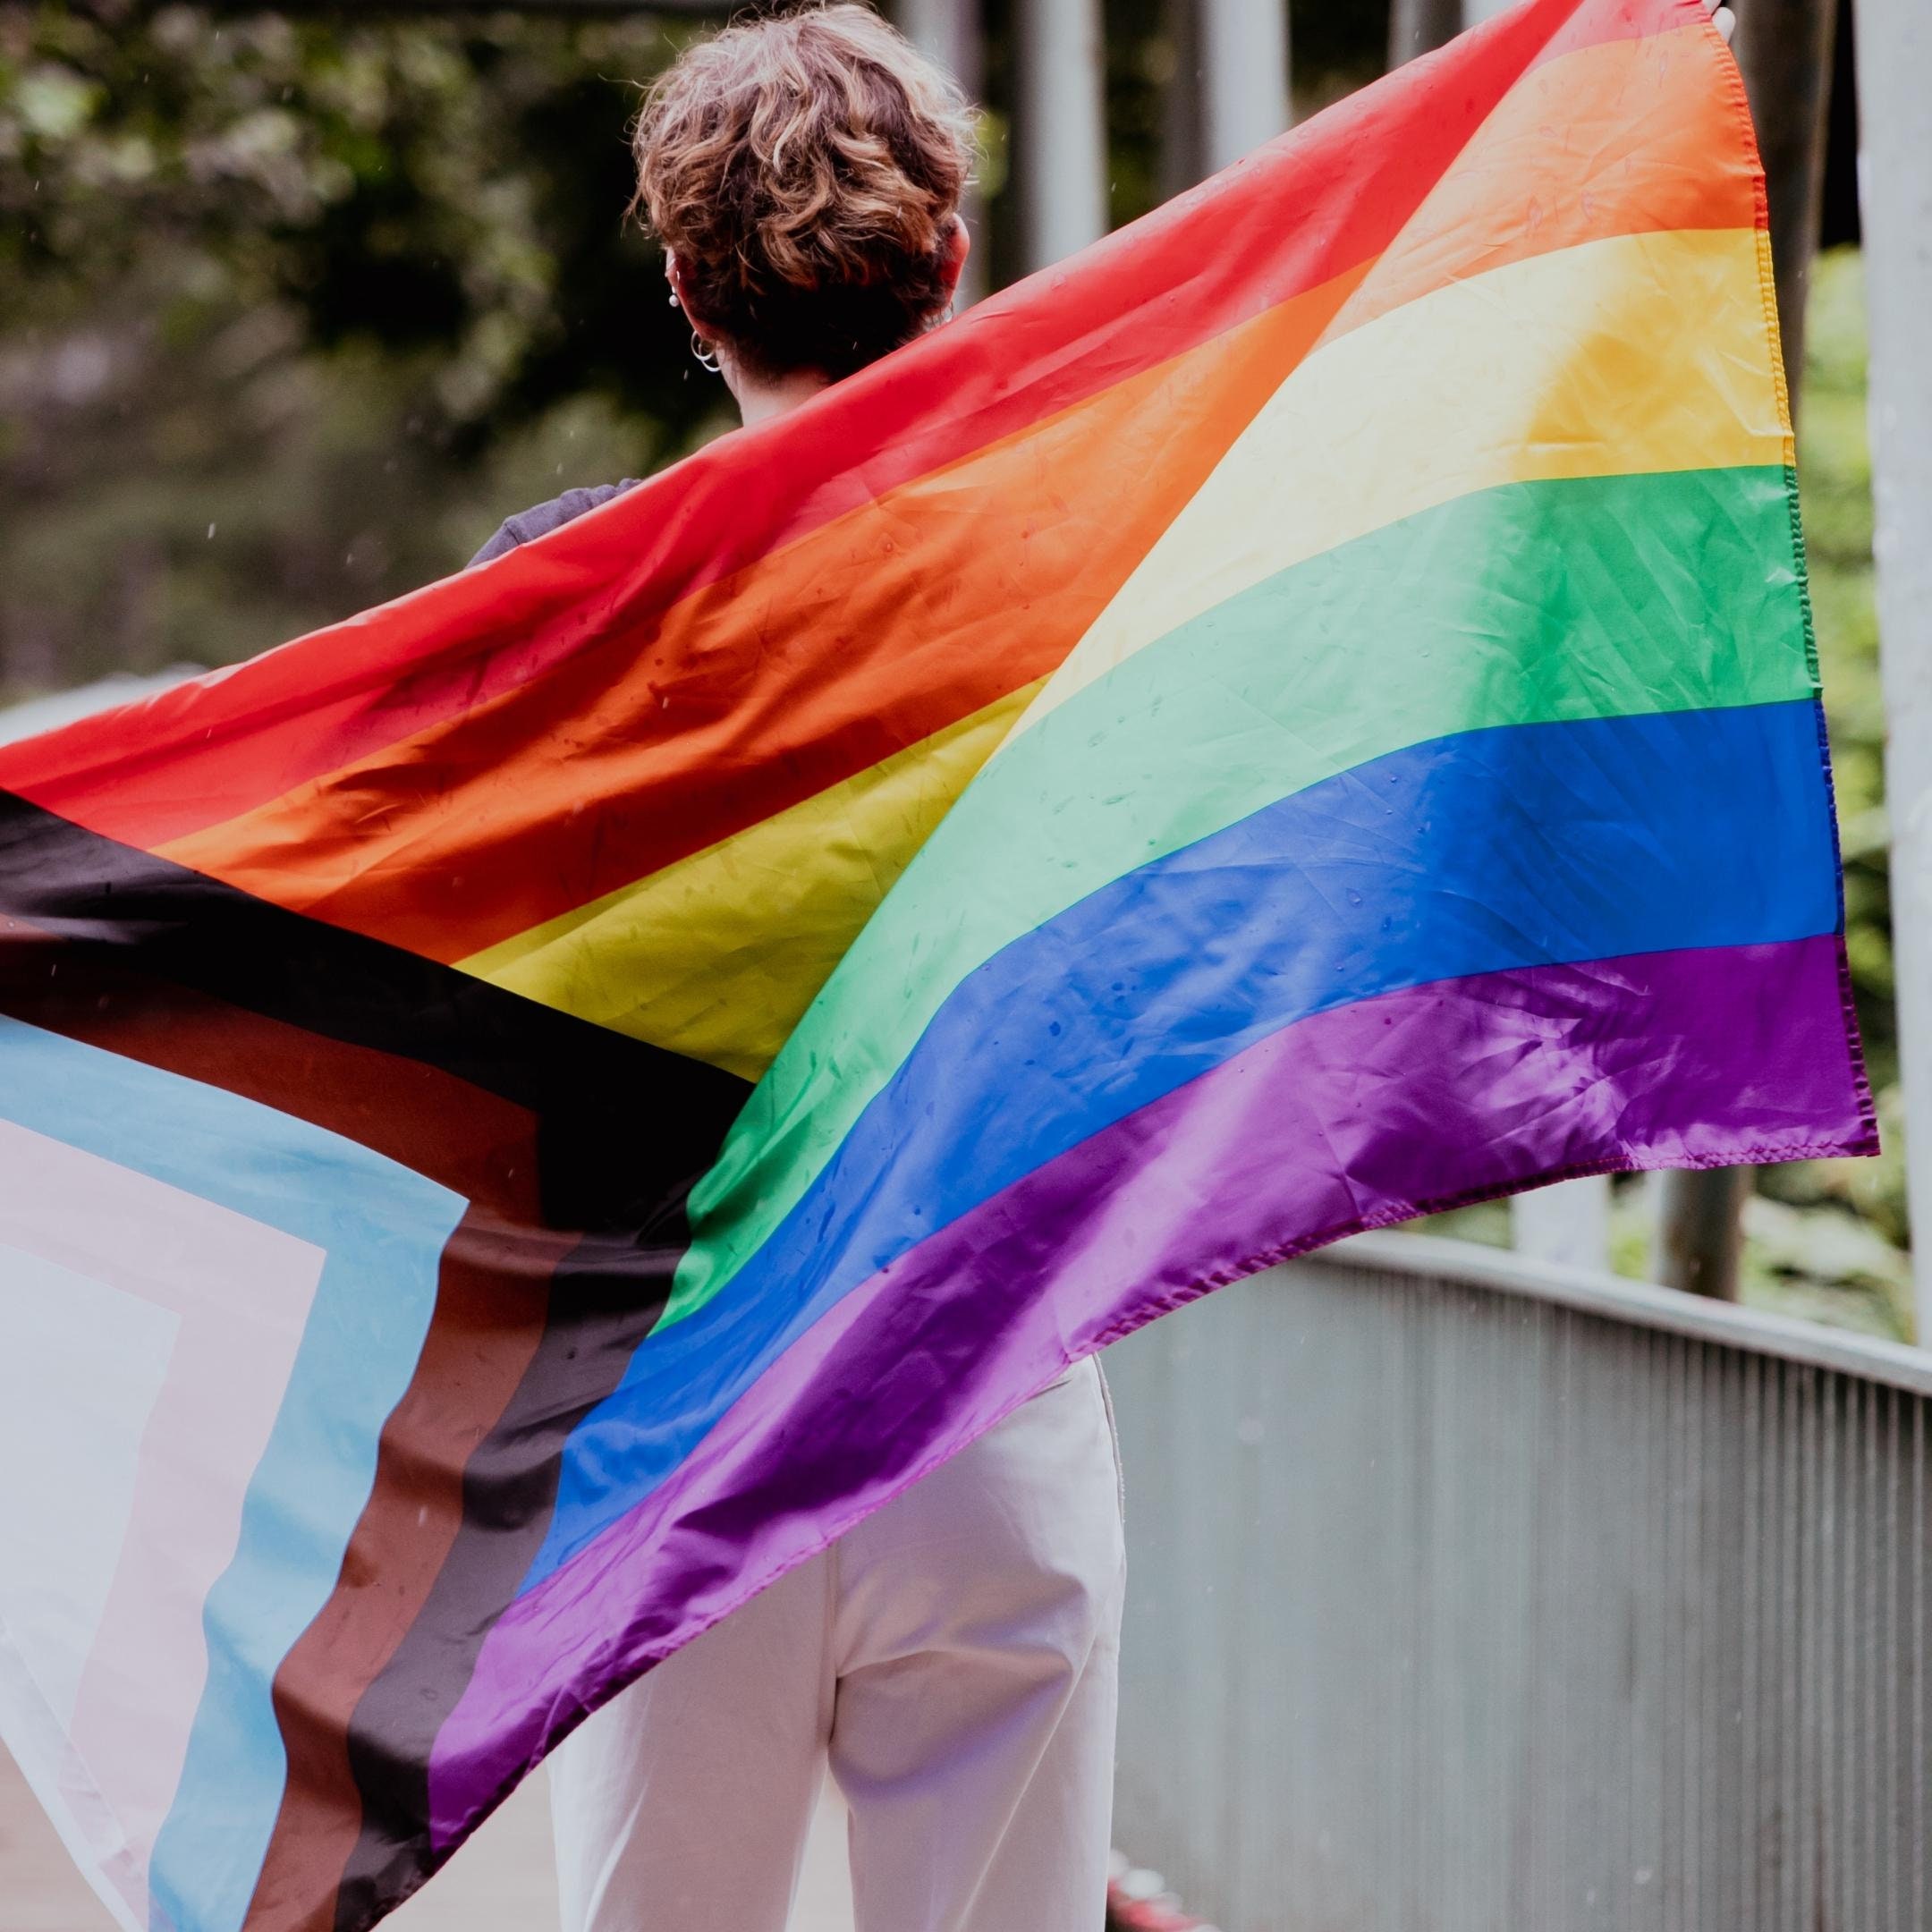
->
[0, 2, 1875, 1926]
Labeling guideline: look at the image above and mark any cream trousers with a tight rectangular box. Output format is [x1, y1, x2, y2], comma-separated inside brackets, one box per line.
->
[548, 1357, 1126, 1932]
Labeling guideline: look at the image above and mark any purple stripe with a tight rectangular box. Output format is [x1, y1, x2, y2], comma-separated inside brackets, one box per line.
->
[426, 936, 1871, 1843]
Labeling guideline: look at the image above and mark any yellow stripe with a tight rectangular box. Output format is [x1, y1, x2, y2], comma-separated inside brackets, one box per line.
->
[457, 681, 1044, 1080]
[1005, 225, 1789, 745]
[460, 232, 1784, 1072]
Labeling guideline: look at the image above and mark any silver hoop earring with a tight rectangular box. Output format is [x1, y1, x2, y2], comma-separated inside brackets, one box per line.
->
[691, 330, 721, 375]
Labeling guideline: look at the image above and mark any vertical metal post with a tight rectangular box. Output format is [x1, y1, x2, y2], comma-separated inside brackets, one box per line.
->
[1198, 0, 1289, 174]
[900, 0, 977, 99]
[1854, 0, 1932, 1336]
[1016, 0, 1110, 271]
[898, 0, 989, 306]
[1514, 1180, 1613, 1275]
[1391, 0, 1462, 64]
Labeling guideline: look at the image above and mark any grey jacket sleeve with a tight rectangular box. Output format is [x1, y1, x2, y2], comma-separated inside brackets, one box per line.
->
[467, 479, 643, 569]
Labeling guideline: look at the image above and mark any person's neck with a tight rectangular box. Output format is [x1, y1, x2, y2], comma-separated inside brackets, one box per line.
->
[732, 365, 833, 428]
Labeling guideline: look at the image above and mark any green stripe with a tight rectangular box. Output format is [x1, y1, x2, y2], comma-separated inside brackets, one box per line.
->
[668, 462, 1813, 1323]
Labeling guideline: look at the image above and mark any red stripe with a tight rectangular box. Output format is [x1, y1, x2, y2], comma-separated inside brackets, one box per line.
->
[0, 0, 1691, 855]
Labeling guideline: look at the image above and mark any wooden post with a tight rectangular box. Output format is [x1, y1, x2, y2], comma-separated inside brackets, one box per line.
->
[1654, 0, 1838, 1299]
[1854, 0, 1932, 1336]
[1735, 0, 1840, 390]
[1158, 0, 1203, 199]
[1016, 0, 1109, 271]
[1653, 1168, 1754, 1301]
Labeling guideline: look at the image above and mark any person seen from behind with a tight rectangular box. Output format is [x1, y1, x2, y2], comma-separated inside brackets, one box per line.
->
[470, 10, 1126, 1931]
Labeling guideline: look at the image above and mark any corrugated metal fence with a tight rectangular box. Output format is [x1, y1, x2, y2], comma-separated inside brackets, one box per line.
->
[1106, 1232, 1932, 1932]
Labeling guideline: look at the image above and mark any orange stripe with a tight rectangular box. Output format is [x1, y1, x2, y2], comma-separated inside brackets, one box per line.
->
[0, 4, 1619, 855]
[1335, 19, 1758, 339]
[159, 275, 1352, 962]
[159, 21, 1749, 968]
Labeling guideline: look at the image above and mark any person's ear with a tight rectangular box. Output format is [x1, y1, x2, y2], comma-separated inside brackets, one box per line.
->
[665, 250, 707, 327]
[936, 216, 970, 309]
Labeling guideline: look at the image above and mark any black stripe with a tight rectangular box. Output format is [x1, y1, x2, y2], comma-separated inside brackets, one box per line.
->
[0, 784, 758, 1928]
[332, 1229, 676, 1929]
[0, 787, 750, 1235]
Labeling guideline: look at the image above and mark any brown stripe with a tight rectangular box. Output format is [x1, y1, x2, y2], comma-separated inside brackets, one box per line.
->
[0, 928, 534, 1208]
[0, 920, 562, 1932]
[0, 791, 750, 1932]
[329, 1224, 682, 1928]
[245, 1215, 578, 1932]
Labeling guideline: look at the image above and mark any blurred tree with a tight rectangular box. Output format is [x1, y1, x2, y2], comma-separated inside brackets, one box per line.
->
[0, 4, 731, 686]
[0, 0, 1398, 687]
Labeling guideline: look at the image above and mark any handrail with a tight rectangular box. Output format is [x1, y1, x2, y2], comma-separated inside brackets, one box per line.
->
[1107, 1235, 1932, 1932]
[1320, 1229, 1932, 1394]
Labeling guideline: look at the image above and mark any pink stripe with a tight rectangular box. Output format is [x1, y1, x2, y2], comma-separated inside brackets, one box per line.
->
[0, 1120, 323, 1917]
[426, 936, 1870, 1843]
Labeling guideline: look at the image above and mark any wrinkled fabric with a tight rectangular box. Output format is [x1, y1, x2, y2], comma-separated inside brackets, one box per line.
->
[0, 5, 1873, 1931]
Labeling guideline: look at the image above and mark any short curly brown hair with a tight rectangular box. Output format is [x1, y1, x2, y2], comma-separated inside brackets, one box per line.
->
[632, 4, 977, 382]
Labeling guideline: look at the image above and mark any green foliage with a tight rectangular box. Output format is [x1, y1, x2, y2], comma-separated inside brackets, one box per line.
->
[0, 0, 1394, 681]
[0, 4, 732, 685]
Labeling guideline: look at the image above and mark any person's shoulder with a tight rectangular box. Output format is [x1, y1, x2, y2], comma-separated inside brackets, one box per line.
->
[467, 478, 644, 569]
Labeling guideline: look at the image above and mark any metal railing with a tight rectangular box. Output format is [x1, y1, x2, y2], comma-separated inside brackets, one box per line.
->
[1106, 1233, 1932, 1932]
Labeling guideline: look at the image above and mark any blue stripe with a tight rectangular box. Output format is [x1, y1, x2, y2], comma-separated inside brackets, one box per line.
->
[525, 699, 1838, 1584]
[0, 1017, 463, 1932]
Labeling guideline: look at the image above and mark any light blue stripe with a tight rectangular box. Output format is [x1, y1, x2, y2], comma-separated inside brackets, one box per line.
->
[0, 1016, 463, 1932]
